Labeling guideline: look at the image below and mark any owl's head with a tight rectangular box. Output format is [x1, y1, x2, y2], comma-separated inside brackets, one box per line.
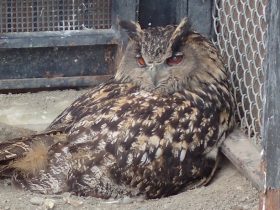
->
[115, 18, 226, 94]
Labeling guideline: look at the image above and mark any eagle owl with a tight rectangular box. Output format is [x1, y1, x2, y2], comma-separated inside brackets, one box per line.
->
[0, 18, 234, 199]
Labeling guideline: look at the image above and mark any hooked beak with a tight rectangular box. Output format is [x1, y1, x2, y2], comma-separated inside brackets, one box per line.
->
[148, 64, 158, 87]
[148, 63, 168, 87]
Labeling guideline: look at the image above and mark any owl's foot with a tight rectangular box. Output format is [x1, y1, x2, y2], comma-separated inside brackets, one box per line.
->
[183, 154, 221, 191]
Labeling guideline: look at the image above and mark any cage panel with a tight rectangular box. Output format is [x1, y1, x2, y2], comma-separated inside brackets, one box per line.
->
[213, 0, 268, 146]
[0, 0, 112, 33]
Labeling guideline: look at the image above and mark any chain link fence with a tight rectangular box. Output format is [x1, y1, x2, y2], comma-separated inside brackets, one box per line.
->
[0, 0, 112, 33]
[213, 0, 268, 146]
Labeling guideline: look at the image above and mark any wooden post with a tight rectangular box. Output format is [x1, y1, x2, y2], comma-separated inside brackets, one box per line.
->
[259, 0, 280, 209]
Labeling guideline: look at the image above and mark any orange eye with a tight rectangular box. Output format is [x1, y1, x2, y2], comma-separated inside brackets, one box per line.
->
[166, 54, 183, 66]
[136, 56, 146, 67]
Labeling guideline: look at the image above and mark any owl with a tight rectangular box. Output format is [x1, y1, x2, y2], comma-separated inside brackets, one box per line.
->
[0, 18, 234, 199]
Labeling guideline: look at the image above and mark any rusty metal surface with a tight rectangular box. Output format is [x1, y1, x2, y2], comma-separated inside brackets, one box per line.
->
[259, 190, 280, 210]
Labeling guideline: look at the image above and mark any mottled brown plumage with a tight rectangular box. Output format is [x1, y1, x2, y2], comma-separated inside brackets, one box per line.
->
[0, 18, 234, 199]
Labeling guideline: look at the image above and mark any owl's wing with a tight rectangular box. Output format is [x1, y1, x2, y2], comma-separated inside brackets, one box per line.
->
[62, 88, 233, 197]
[0, 81, 137, 178]
[46, 79, 117, 132]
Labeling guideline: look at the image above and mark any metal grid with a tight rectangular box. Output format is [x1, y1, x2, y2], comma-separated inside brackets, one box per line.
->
[0, 0, 112, 33]
[213, 0, 268, 146]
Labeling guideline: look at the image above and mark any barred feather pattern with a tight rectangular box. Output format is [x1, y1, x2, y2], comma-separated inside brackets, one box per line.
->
[1, 79, 233, 198]
[0, 18, 234, 199]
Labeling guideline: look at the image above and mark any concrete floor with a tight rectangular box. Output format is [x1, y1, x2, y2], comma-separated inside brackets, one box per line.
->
[0, 89, 88, 131]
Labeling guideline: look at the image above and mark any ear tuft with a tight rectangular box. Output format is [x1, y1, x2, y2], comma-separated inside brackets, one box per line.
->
[119, 20, 143, 41]
[169, 17, 192, 52]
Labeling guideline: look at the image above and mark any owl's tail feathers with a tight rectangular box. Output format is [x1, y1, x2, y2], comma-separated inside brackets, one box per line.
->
[0, 131, 67, 177]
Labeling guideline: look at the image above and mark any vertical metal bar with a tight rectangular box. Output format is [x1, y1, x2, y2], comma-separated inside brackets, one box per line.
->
[100, 0, 103, 28]
[21, 0, 24, 32]
[109, 0, 112, 28]
[187, 0, 213, 38]
[41, 0, 44, 31]
[31, 0, 34, 31]
[50, 0, 52, 31]
[11, 0, 16, 32]
[102, 0, 104, 28]
[101, 0, 104, 28]
[48, 0, 51, 31]
[26, 0, 29, 31]
[97, 0, 100, 28]
[6, 0, 12, 32]
[19, 0, 22, 32]
[5, 0, 7, 33]
[77, 0, 79, 30]
[46, 0, 49, 30]
[71, 0, 73, 30]
[66, 0, 68, 31]
[4, 0, 7, 33]
[61, 0, 65, 31]
[10, 0, 13, 32]
[84, 0, 86, 29]
[259, 0, 280, 209]
[14, 0, 17, 32]
[89, 0, 91, 29]
[52, 0, 55, 31]
[0, 1, 2, 33]
[36, 0, 39, 31]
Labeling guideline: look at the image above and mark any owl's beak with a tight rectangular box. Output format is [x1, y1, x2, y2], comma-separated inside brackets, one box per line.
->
[149, 66, 158, 87]
[148, 64, 164, 87]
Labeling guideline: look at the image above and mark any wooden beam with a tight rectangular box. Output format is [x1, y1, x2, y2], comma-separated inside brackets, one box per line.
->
[260, 0, 280, 209]
[221, 129, 263, 191]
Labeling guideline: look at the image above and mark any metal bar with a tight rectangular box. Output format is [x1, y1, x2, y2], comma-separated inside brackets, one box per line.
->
[61, 0, 64, 31]
[46, 0, 49, 30]
[36, 0, 39, 31]
[6, 0, 9, 32]
[187, 0, 213, 38]
[21, 0, 24, 32]
[10, 0, 13, 32]
[40, 0, 43, 31]
[31, 0, 34, 32]
[15, 0, 18, 32]
[0, 1, 2, 33]
[0, 29, 120, 48]
[52, 0, 55, 31]
[0, 75, 112, 90]
[260, 0, 280, 209]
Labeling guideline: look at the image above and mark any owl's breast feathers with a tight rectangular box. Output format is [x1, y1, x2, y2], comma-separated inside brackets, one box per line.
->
[0, 79, 234, 198]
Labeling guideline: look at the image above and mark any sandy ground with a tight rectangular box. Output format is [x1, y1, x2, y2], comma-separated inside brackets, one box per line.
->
[0, 90, 259, 210]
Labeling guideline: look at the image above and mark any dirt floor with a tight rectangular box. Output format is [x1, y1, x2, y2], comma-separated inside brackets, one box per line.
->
[0, 90, 259, 210]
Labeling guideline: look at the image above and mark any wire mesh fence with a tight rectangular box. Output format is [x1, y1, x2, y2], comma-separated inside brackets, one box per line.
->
[0, 0, 112, 33]
[213, 0, 268, 146]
